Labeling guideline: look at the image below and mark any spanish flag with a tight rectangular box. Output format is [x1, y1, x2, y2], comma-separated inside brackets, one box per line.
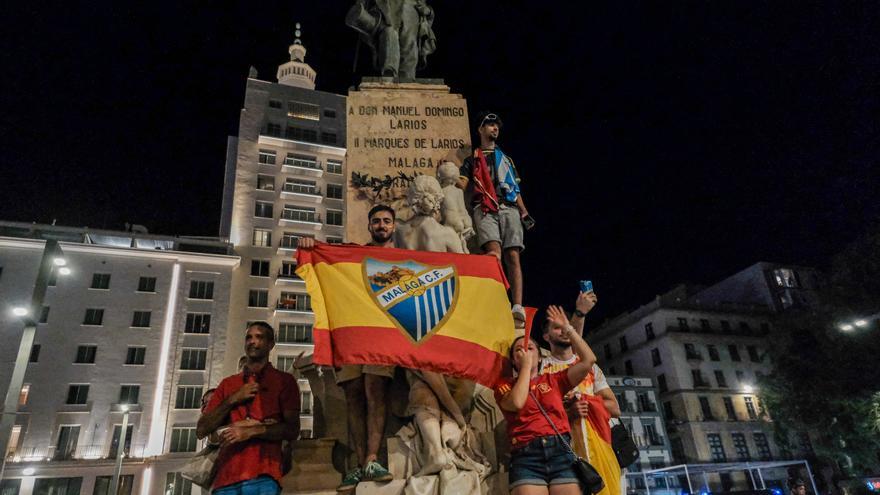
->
[296, 244, 516, 386]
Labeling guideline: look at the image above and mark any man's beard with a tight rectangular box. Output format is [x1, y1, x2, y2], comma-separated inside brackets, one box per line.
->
[370, 230, 392, 244]
[549, 336, 572, 349]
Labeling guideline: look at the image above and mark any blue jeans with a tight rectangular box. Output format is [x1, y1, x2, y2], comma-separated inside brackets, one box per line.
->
[213, 476, 280, 495]
[509, 434, 580, 489]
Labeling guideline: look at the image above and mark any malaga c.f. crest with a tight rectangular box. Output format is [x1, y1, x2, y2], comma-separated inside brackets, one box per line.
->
[363, 258, 459, 344]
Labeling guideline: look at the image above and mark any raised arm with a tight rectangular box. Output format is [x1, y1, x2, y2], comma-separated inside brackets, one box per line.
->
[499, 349, 533, 412]
[569, 290, 597, 336]
[547, 305, 597, 388]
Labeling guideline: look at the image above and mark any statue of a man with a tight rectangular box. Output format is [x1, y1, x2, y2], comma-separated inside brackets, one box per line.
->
[346, 0, 437, 82]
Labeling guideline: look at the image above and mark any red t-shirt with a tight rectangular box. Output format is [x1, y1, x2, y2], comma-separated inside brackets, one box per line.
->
[205, 364, 300, 489]
[494, 369, 573, 448]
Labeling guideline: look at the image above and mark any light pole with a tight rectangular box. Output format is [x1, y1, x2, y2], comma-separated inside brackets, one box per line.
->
[838, 312, 879, 332]
[109, 405, 130, 495]
[0, 239, 66, 480]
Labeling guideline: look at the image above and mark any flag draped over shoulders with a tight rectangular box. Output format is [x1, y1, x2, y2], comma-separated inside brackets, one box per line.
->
[295, 243, 516, 386]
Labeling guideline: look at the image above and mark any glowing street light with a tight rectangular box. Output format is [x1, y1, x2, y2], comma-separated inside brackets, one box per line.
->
[743, 384, 754, 394]
[854, 319, 868, 328]
[58, 267, 71, 276]
[52, 257, 67, 267]
[839, 324, 854, 331]
[11, 307, 29, 317]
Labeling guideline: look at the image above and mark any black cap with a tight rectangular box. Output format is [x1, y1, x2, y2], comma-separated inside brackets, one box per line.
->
[791, 479, 806, 488]
[475, 110, 503, 129]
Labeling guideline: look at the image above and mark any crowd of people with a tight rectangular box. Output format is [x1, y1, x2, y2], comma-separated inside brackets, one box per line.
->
[196, 112, 624, 495]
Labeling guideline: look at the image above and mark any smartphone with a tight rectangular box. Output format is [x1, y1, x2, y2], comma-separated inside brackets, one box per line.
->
[522, 214, 536, 231]
[579, 280, 594, 293]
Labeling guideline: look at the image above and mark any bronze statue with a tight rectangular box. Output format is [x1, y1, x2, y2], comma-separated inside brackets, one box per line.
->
[346, 0, 437, 82]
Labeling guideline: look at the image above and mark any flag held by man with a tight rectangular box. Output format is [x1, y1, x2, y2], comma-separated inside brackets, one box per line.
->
[296, 243, 516, 386]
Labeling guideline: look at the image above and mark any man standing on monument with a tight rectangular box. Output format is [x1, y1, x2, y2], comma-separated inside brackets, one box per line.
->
[297, 205, 397, 492]
[458, 111, 530, 327]
[345, 0, 437, 82]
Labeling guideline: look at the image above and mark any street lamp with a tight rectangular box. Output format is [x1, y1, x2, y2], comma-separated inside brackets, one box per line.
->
[837, 313, 878, 332]
[109, 405, 131, 495]
[0, 240, 68, 480]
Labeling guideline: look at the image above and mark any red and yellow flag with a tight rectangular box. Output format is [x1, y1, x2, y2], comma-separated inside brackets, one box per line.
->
[296, 244, 516, 386]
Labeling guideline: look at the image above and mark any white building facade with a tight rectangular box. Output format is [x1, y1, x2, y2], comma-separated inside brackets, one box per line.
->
[0, 222, 239, 495]
[219, 31, 348, 439]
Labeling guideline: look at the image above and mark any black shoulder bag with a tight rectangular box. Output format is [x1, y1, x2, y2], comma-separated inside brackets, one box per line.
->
[529, 391, 605, 494]
[610, 420, 640, 468]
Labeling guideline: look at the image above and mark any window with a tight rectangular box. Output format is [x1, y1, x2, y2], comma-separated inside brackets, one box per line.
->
[707, 433, 726, 461]
[301, 391, 312, 414]
[645, 322, 655, 340]
[684, 343, 701, 359]
[36, 478, 83, 495]
[269, 99, 282, 109]
[83, 308, 104, 326]
[285, 126, 317, 142]
[170, 427, 198, 452]
[651, 348, 662, 366]
[265, 123, 282, 137]
[125, 347, 145, 365]
[175, 386, 203, 409]
[300, 429, 313, 440]
[251, 259, 270, 277]
[29, 344, 41, 363]
[707, 345, 720, 361]
[108, 423, 132, 458]
[137, 276, 157, 292]
[739, 321, 752, 334]
[180, 349, 207, 370]
[284, 153, 318, 168]
[714, 370, 728, 388]
[723, 396, 737, 420]
[91, 273, 111, 289]
[119, 385, 140, 405]
[256, 174, 275, 191]
[326, 236, 343, 244]
[773, 268, 799, 288]
[326, 160, 343, 174]
[189, 281, 214, 299]
[644, 423, 660, 445]
[276, 355, 296, 372]
[321, 132, 337, 144]
[624, 360, 633, 375]
[692, 369, 707, 387]
[326, 183, 343, 200]
[619, 336, 628, 352]
[185, 313, 211, 334]
[278, 323, 313, 343]
[53, 426, 81, 460]
[728, 344, 741, 361]
[735, 370, 745, 384]
[288, 101, 320, 120]
[19, 384, 30, 406]
[131, 311, 151, 328]
[0, 479, 19, 495]
[323, 109, 337, 118]
[258, 149, 277, 164]
[282, 205, 317, 222]
[677, 317, 689, 331]
[74, 345, 97, 364]
[280, 262, 299, 279]
[731, 433, 750, 460]
[638, 393, 655, 412]
[699, 396, 714, 420]
[720, 320, 732, 333]
[663, 401, 675, 420]
[67, 385, 89, 405]
[93, 475, 134, 495]
[604, 344, 613, 360]
[255, 201, 274, 218]
[39, 305, 50, 323]
[744, 397, 758, 419]
[327, 209, 343, 226]
[753, 433, 771, 460]
[248, 290, 269, 308]
[166, 473, 193, 495]
[657, 374, 667, 393]
[253, 229, 272, 247]
[747, 345, 761, 362]
[278, 292, 311, 311]
[700, 319, 711, 332]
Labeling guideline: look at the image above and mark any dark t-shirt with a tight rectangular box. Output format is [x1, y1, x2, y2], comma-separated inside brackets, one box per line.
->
[459, 149, 520, 207]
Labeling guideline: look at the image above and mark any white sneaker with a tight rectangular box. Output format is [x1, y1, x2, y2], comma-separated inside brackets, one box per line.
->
[512, 304, 526, 329]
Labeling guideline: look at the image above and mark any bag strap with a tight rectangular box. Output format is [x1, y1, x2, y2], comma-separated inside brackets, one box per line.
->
[528, 390, 579, 459]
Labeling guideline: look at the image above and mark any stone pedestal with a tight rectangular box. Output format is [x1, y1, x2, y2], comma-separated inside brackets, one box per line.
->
[281, 438, 340, 493]
[345, 79, 471, 245]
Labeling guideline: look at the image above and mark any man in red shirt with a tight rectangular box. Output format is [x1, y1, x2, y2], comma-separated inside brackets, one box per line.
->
[197, 322, 300, 495]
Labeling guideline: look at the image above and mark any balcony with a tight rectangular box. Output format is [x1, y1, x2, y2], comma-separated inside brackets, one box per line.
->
[685, 350, 703, 361]
[276, 270, 305, 285]
[648, 435, 665, 447]
[282, 159, 324, 178]
[275, 299, 312, 315]
[638, 401, 658, 413]
[694, 380, 711, 388]
[279, 211, 322, 230]
[280, 184, 323, 203]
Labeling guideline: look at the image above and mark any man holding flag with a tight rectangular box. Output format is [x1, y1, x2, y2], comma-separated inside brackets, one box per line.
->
[540, 289, 623, 495]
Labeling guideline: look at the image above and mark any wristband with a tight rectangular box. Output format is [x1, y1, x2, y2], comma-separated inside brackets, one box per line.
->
[573, 309, 587, 318]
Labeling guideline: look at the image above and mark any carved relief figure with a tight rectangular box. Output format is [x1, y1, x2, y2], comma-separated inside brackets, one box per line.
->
[437, 161, 474, 253]
[395, 175, 463, 254]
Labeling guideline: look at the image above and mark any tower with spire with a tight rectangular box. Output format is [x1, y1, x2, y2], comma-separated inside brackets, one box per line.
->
[277, 23, 316, 89]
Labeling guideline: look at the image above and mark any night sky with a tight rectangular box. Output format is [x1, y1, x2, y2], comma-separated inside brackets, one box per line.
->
[2, 2, 878, 319]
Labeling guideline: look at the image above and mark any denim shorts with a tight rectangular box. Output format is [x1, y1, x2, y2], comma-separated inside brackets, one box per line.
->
[213, 476, 280, 495]
[508, 434, 580, 488]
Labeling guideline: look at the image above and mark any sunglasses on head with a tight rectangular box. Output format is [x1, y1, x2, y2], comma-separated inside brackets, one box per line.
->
[480, 113, 499, 127]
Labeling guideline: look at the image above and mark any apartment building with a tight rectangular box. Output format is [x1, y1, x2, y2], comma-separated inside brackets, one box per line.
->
[219, 30, 347, 439]
[0, 221, 238, 495]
